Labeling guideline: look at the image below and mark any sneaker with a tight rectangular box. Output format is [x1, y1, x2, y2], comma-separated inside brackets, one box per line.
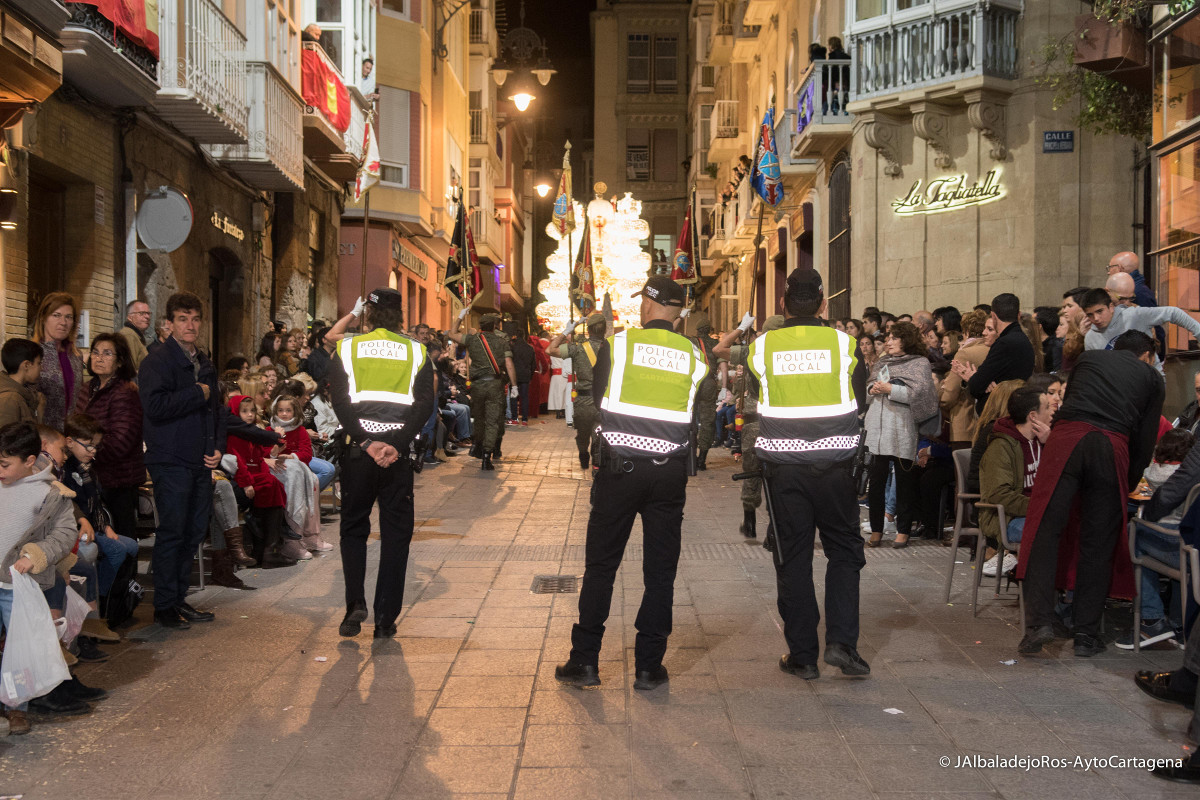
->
[982, 552, 1018, 577]
[859, 519, 897, 534]
[1116, 618, 1178, 650]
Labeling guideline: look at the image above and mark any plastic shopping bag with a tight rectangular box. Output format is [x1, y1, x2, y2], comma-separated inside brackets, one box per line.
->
[0, 568, 70, 706]
[60, 581, 90, 644]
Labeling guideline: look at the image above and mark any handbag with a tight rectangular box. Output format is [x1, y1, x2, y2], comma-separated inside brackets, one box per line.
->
[0, 568, 71, 706]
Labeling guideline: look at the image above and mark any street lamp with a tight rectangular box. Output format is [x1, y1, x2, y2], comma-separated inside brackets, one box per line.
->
[488, 0, 554, 113]
[535, 181, 553, 198]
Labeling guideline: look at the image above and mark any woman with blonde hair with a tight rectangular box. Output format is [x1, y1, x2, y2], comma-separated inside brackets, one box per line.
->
[965, 378, 1027, 495]
[33, 292, 85, 431]
[1058, 310, 1085, 373]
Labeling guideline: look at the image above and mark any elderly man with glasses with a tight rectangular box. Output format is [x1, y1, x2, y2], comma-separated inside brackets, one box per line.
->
[116, 300, 152, 370]
[1107, 251, 1158, 309]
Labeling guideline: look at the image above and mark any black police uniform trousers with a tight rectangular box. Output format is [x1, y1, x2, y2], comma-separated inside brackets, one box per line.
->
[570, 457, 688, 672]
[339, 446, 415, 626]
[765, 461, 865, 664]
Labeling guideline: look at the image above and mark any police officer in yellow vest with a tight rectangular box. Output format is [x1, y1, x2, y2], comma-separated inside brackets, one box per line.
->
[327, 288, 435, 639]
[747, 269, 871, 680]
[556, 276, 706, 691]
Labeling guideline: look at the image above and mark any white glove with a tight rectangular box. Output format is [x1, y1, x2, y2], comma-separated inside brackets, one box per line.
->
[509, 386, 519, 399]
[717, 388, 728, 404]
[679, 308, 691, 319]
[351, 296, 365, 318]
[458, 308, 470, 321]
[738, 312, 755, 332]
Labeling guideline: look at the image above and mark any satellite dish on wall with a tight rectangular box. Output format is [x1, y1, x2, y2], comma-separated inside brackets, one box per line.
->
[136, 186, 193, 252]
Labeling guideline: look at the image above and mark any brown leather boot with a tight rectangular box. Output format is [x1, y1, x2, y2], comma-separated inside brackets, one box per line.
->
[4, 708, 31, 735]
[209, 549, 254, 590]
[223, 526, 256, 567]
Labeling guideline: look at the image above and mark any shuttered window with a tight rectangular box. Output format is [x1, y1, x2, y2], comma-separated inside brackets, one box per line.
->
[378, 86, 411, 187]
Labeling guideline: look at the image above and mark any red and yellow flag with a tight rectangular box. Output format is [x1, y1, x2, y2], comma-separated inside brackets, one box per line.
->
[302, 46, 351, 132]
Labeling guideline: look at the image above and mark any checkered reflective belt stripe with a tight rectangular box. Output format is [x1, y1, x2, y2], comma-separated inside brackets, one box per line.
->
[756, 434, 859, 453]
[602, 431, 684, 454]
[361, 419, 406, 433]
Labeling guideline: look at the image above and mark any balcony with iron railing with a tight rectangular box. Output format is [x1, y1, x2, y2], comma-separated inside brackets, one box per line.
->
[206, 62, 304, 191]
[156, 0, 248, 144]
[470, 108, 493, 145]
[850, 0, 1021, 103]
[61, 1, 159, 107]
[469, 7, 496, 55]
[708, 99, 741, 163]
[790, 59, 854, 159]
[730, 0, 761, 64]
[707, 1, 734, 64]
[470, 206, 506, 263]
[301, 40, 350, 157]
[315, 88, 371, 183]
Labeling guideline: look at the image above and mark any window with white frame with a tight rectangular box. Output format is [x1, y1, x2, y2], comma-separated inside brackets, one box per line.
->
[379, 86, 411, 187]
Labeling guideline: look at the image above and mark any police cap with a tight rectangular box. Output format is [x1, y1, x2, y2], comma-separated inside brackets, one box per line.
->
[632, 275, 686, 307]
[367, 287, 404, 311]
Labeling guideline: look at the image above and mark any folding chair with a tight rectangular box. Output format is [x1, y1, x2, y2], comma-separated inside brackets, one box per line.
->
[976, 499, 1025, 629]
[944, 448, 988, 615]
[1128, 483, 1200, 651]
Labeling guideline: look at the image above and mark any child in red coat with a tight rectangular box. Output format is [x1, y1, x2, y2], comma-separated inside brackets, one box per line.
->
[225, 396, 304, 566]
[270, 395, 331, 553]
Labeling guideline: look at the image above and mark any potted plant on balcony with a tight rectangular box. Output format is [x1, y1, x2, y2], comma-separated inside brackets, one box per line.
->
[1038, 0, 1152, 139]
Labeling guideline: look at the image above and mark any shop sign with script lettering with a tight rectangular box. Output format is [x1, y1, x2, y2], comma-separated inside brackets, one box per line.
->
[891, 170, 1005, 215]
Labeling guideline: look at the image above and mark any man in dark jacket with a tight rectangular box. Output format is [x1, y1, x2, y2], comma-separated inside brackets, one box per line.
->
[966, 293, 1034, 413]
[138, 292, 227, 630]
[508, 326, 535, 424]
[1016, 331, 1164, 658]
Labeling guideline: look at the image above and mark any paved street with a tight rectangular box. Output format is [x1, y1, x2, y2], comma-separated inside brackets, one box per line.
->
[1, 421, 1195, 800]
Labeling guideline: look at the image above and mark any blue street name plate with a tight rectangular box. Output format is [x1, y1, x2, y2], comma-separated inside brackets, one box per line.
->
[1043, 131, 1074, 153]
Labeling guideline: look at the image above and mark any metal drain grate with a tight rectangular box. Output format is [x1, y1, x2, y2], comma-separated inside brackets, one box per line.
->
[530, 574, 579, 594]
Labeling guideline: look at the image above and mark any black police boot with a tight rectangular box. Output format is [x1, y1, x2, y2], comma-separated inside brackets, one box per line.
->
[469, 442, 483, 459]
[579, 449, 589, 470]
[740, 507, 756, 538]
[697, 449, 708, 471]
[493, 441, 502, 459]
[481, 453, 495, 471]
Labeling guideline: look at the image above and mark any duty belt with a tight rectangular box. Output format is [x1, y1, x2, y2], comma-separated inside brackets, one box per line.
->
[601, 431, 683, 455]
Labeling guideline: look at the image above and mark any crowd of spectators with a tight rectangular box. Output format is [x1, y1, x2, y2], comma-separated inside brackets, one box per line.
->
[7, 255, 1200, 779]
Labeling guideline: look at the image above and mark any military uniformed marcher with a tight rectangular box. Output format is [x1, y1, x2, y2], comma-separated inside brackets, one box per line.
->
[714, 314, 785, 538]
[745, 268, 871, 680]
[555, 276, 706, 691]
[448, 309, 519, 471]
[326, 288, 435, 639]
[548, 312, 609, 470]
[688, 311, 725, 470]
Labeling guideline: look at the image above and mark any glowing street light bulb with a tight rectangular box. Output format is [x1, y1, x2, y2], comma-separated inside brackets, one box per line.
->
[512, 92, 533, 111]
[535, 182, 552, 198]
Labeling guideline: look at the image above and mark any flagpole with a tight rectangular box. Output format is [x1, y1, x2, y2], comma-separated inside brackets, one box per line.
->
[750, 199, 765, 325]
[359, 190, 371, 332]
[568, 227, 574, 327]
